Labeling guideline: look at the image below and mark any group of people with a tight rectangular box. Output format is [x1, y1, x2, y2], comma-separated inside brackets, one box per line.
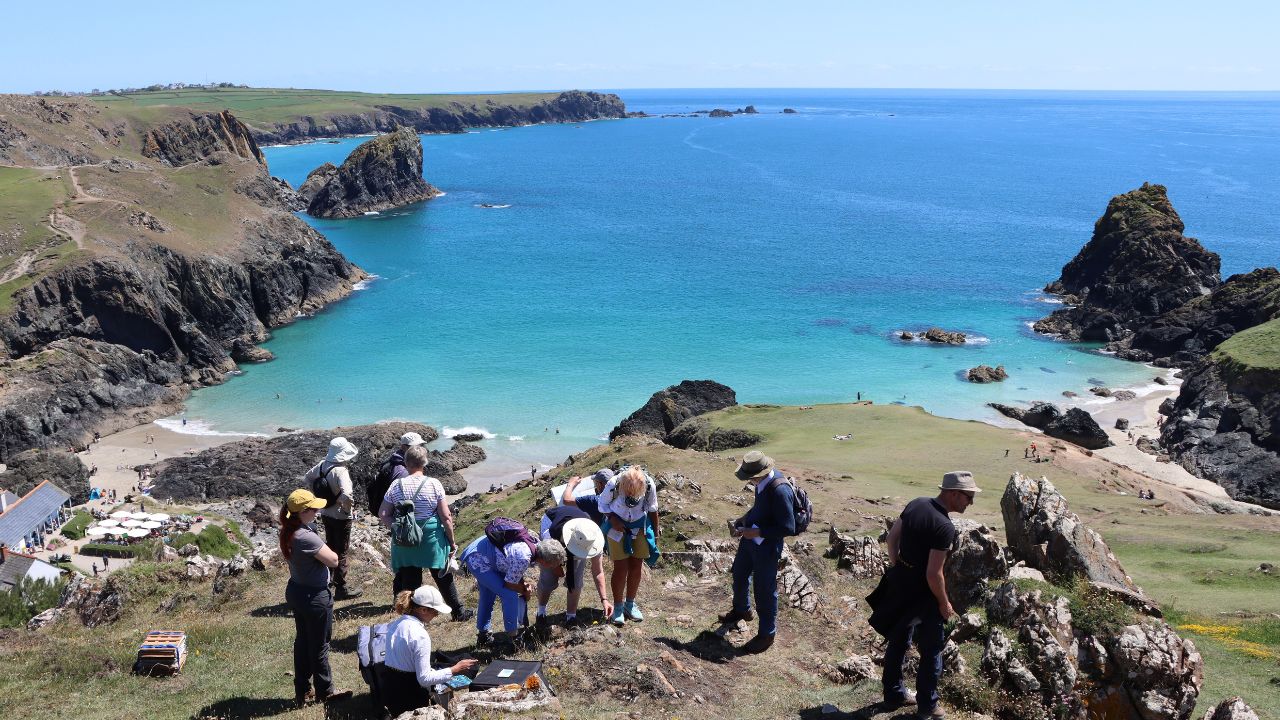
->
[280, 430, 970, 720]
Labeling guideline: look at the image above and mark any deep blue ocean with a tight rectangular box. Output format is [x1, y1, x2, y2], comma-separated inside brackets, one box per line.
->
[172, 89, 1280, 485]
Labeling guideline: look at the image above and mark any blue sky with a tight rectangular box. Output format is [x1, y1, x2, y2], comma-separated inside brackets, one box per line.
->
[3, 1, 1276, 93]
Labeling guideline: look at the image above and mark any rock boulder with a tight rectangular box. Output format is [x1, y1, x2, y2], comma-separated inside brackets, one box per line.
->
[664, 417, 762, 451]
[302, 127, 441, 218]
[609, 380, 737, 440]
[1, 449, 91, 505]
[944, 520, 1008, 611]
[967, 365, 1008, 383]
[1201, 697, 1260, 720]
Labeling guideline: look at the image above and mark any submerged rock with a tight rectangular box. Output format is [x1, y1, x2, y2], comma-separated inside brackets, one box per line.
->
[302, 127, 441, 218]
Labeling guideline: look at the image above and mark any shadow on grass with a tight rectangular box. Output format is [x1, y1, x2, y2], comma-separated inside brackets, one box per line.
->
[654, 630, 738, 664]
[193, 696, 296, 718]
[249, 602, 291, 618]
[798, 703, 912, 720]
[334, 601, 394, 620]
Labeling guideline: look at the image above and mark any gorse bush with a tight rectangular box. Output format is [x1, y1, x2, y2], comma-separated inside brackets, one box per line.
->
[0, 576, 65, 629]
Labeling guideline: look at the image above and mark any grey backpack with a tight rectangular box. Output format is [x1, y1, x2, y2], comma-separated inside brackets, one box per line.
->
[390, 480, 426, 547]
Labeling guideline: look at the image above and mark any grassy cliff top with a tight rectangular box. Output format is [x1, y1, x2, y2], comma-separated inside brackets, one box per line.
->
[0, 167, 78, 312]
[1213, 317, 1280, 375]
[89, 87, 568, 127]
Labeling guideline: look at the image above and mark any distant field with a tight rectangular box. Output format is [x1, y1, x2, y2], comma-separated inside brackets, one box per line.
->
[89, 87, 566, 127]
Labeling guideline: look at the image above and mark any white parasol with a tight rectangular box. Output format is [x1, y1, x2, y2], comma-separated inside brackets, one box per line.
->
[101, 527, 126, 536]
[147, 513, 171, 522]
[130, 511, 152, 520]
[97, 519, 120, 527]
[121, 520, 144, 528]
[140, 521, 162, 530]
[110, 511, 132, 519]
[127, 528, 150, 538]
[85, 527, 110, 537]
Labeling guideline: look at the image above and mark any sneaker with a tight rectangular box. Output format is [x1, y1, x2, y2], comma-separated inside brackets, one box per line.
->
[716, 608, 755, 624]
[738, 633, 776, 655]
[333, 587, 363, 601]
[610, 605, 627, 626]
[452, 607, 475, 623]
[625, 601, 644, 622]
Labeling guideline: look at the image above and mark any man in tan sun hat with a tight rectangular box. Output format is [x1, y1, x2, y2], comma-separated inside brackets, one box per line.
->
[534, 504, 612, 630]
[870, 471, 978, 720]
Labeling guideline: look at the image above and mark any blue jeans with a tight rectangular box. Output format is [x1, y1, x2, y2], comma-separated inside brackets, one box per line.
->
[473, 567, 524, 634]
[882, 603, 945, 712]
[730, 537, 783, 636]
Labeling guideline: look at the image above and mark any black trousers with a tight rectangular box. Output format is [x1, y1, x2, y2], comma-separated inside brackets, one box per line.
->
[378, 665, 433, 715]
[321, 516, 352, 590]
[286, 581, 334, 698]
[393, 565, 465, 615]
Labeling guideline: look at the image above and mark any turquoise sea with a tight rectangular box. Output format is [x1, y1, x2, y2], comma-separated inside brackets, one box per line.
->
[173, 89, 1280, 486]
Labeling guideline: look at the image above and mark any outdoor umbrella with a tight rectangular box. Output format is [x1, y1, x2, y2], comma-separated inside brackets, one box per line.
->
[121, 520, 144, 528]
[147, 513, 171, 522]
[127, 528, 150, 538]
[102, 527, 126, 536]
[110, 511, 132, 519]
[130, 511, 151, 520]
[85, 527, 109, 538]
[97, 519, 120, 527]
[140, 521, 162, 530]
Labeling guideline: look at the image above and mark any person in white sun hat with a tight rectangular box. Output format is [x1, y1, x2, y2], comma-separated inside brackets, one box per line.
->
[380, 585, 479, 715]
[533, 504, 612, 630]
[304, 437, 361, 599]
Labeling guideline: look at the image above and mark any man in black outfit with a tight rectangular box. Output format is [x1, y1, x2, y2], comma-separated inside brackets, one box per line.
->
[878, 470, 979, 720]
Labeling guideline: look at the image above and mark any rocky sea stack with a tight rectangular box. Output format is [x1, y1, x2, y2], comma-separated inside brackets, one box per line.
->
[609, 380, 738, 441]
[1035, 183, 1220, 342]
[300, 127, 440, 218]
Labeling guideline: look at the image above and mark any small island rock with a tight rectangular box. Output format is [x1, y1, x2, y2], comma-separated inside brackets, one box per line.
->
[301, 126, 441, 219]
[967, 365, 1008, 383]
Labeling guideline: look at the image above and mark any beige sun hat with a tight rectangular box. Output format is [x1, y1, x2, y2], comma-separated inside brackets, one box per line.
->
[735, 451, 775, 481]
[325, 437, 359, 463]
[939, 471, 981, 493]
[562, 518, 605, 558]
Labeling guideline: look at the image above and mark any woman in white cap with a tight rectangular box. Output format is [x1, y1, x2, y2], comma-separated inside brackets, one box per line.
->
[304, 437, 360, 600]
[381, 585, 480, 715]
[534, 504, 612, 629]
[278, 489, 352, 708]
[379, 446, 470, 620]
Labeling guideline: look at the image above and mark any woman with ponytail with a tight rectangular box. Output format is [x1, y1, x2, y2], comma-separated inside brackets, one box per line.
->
[280, 489, 351, 708]
[380, 586, 479, 714]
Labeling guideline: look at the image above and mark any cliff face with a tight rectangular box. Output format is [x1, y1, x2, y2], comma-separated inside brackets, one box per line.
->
[249, 90, 626, 144]
[300, 127, 440, 218]
[0, 97, 364, 456]
[141, 110, 266, 167]
[1035, 183, 1220, 342]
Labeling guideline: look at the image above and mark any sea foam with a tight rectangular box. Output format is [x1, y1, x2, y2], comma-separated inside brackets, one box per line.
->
[440, 425, 495, 440]
[153, 418, 268, 438]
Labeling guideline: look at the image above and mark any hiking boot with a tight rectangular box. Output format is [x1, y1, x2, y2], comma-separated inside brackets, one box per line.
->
[610, 605, 627, 626]
[476, 630, 493, 647]
[532, 614, 551, 640]
[333, 587, 363, 600]
[717, 608, 755, 624]
[452, 607, 475, 623]
[320, 688, 353, 704]
[916, 708, 945, 720]
[738, 633, 776, 655]
[295, 690, 315, 708]
[564, 615, 585, 630]
[624, 601, 644, 622]
[882, 690, 918, 709]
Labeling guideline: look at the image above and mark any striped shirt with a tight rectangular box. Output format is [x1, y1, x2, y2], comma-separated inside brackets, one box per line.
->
[383, 474, 446, 521]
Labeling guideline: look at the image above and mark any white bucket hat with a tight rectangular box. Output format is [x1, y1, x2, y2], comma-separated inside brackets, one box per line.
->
[562, 518, 605, 558]
[411, 585, 452, 615]
[400, 431, 427, 447]
[326, 437, 359, 463]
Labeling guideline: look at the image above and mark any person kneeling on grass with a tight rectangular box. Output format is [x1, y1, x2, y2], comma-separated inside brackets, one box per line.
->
[380, 585, 479, 716]
[534, 505, 612, 630]
[597, 465, 660, 625]
[460, 521, 566, 647]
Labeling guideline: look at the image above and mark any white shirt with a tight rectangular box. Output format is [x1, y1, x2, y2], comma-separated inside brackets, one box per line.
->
[466, 539, 533, 584]
[596, 476, 658, 524]
[383, 615, 451, 687]
[305, 462, 354, 519]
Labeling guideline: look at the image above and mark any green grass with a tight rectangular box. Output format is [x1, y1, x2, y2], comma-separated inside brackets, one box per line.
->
[1213, 317, 1280, 377]
[90, 87, 569, 128]
[0, 166, 77, 312]
[60, 511, 93, 540]
[169, 525, 244, 560]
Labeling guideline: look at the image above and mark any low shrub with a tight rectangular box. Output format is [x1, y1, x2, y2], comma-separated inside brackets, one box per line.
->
[170, 525, 241, 559]
[0, 576, 65, 629]
[60, 511, 92, 540]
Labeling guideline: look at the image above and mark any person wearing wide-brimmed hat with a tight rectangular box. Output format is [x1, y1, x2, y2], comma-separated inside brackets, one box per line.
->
[719, 451, 796, 655]
[278, 489, 353, 708]
[305, 437, 361, 599]
[533, 504, 612, 629]
[871, 471, 979, 720]
[378, 445, 471, 621]
[379, 585, 479, 715]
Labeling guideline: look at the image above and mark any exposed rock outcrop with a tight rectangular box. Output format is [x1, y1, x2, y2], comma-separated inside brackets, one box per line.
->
[141, 111, 265, 167]
[609, 380, 738, 440]
[664, 417, 762, 452]
[924, 327, 967, 344]
[249, 90, 627, 145]
[149, 422, 481, 504]
[1201, 697, 1260, 720]
[966, 364, 1007, 383]
[988, 402, 1112, 449]
[301, 127, 440, 218]
[57, 573, 126, 628]
[0, 448, 91, 505]
[1001, 473, 1144, 594]
[826, 527, 887, 578]
[944, 520, 1008, 611]
[1035, 183, 1220, 342]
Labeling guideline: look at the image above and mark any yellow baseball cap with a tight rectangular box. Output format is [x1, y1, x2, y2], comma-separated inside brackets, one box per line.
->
[286, 489, 327, 516]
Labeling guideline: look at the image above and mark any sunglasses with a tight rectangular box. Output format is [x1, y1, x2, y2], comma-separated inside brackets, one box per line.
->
[623, 495, 643, 508]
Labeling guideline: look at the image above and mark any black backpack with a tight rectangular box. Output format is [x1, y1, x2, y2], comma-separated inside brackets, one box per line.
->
[368, 454, 404, 513]
[771, 475, 813, 535]
[311, 462, 340, 505]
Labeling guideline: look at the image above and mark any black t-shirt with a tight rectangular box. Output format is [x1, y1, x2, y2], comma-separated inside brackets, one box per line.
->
[545, 505, 591, 543]
[897, 497, 956, 574]
[571, 495, 604, 525]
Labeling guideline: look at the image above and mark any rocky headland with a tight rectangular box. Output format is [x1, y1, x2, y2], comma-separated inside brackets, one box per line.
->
[246, 90, 626, 145]
[609, 380, 740, 441]
[0, 95, 364, 456]
[1035, 183, 1280, 507]
[299, 126, 440, 218]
